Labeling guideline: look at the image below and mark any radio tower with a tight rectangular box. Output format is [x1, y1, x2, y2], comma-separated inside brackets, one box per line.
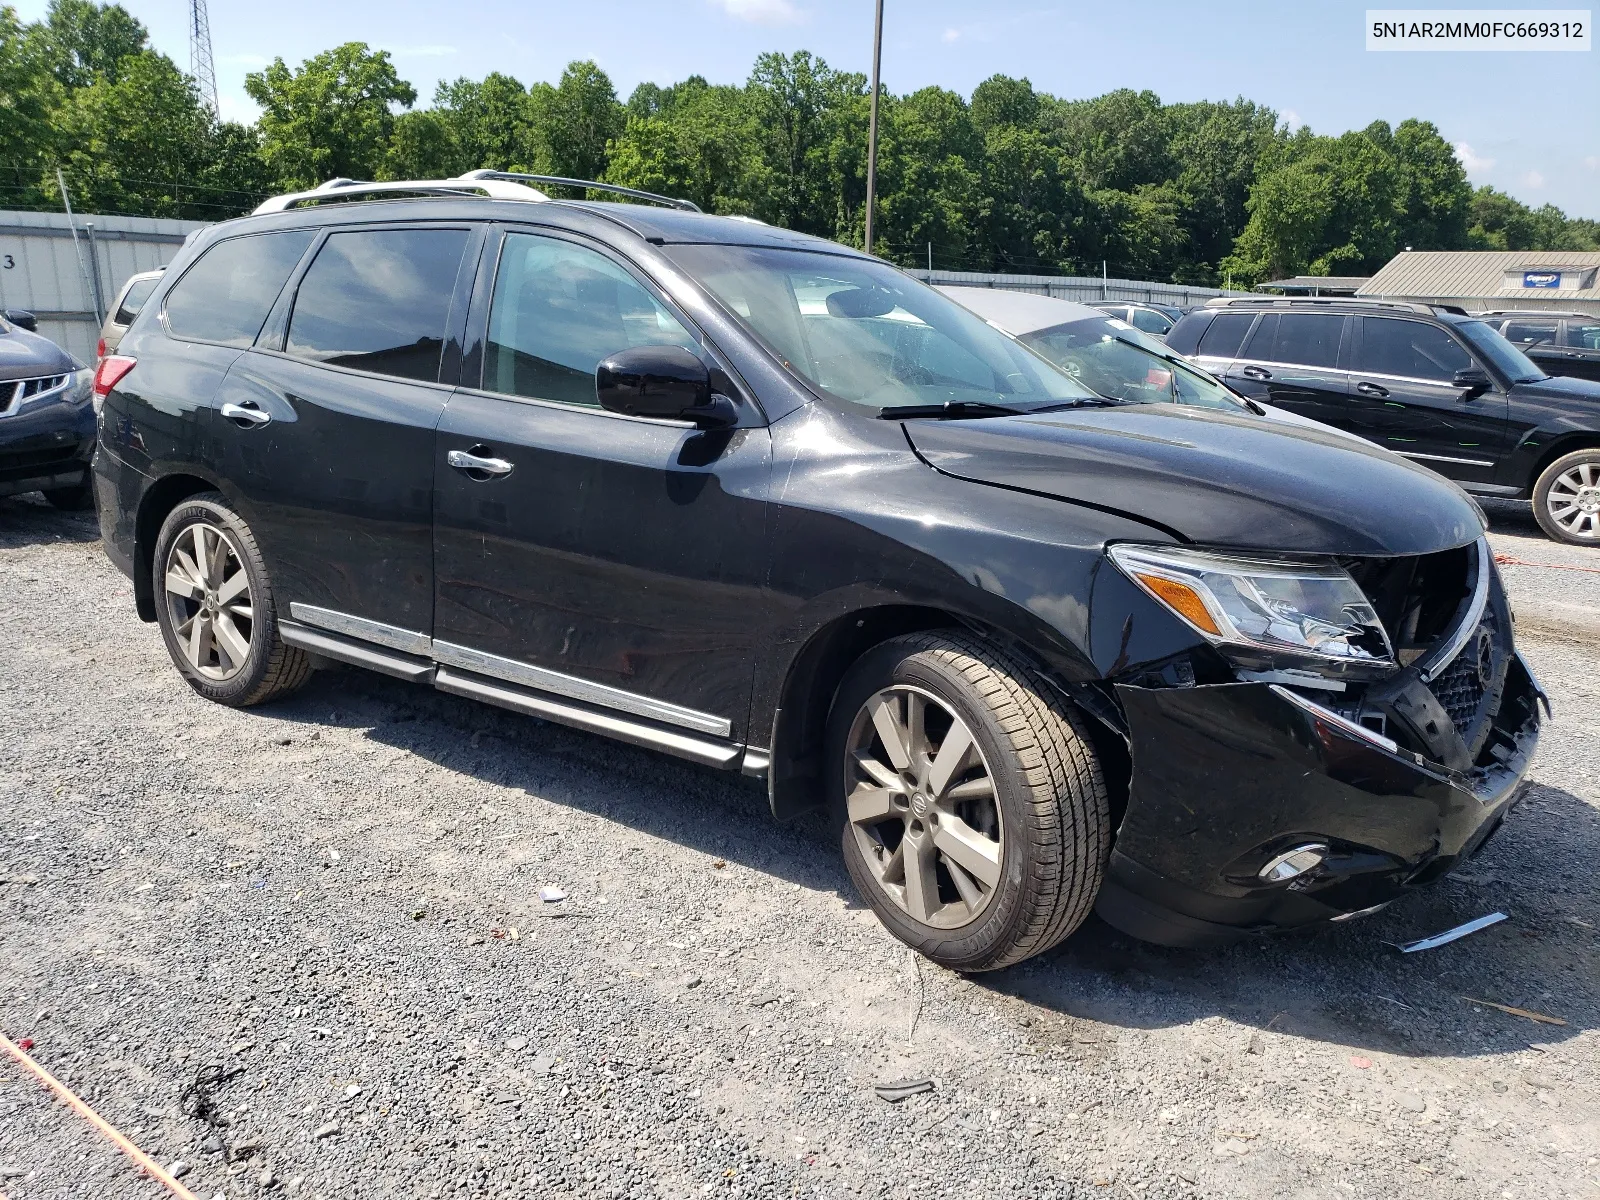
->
[189, 0, 219, 113]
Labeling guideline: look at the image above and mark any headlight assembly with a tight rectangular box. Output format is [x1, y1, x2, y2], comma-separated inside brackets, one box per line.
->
[1107, 544, 1394, 677]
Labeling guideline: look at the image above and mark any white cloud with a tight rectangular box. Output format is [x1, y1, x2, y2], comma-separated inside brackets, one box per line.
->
[942, 27, 961, 43]
[385, 45, 459, 57]
[1454, 142, 1495, 174]
[1521, 169, 1546, 189]
[709, 0, 804, 25]
[1281, 109, 1304, 132]
[1586, 155, 1600, 171]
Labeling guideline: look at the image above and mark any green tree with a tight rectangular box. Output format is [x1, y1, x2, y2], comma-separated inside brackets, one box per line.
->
[24, 0, 148, 90]
[527, 60, 622, 182]
[434, 72, 532, 171]
[245, 42, 416, 190]
[0, 6, 58, 205]
[606, 78, 752, 212]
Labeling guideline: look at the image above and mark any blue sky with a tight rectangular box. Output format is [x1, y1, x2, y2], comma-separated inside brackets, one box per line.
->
[17, 0, 1600, 217]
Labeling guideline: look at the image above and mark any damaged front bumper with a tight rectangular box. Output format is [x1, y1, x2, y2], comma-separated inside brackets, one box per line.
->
[1094, 650, 1543, 948]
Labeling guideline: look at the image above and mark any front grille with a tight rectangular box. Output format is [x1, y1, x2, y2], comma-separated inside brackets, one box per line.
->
[1430, 633, 1487, 732]
[1, 374, 71, 414]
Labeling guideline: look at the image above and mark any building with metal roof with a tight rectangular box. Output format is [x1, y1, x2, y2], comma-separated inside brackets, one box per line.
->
[1358, 249, 1600, 316]
[1254, 275, 1370, 296]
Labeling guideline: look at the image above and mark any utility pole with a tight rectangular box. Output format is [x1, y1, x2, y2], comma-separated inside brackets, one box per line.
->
[863, 0, 884, 256]
[190, 0, 219, 114]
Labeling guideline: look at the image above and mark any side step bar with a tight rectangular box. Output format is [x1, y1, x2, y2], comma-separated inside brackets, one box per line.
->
[434, 667, 742, 769]
[278, 620, 436, 683]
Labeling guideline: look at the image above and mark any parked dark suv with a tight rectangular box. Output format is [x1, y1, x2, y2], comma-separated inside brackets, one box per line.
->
[1476, 310, 1600, 384]
[1168, 297, 1600, 545]
[0, 309, 95, 508]
[94, 174, 1543, 968]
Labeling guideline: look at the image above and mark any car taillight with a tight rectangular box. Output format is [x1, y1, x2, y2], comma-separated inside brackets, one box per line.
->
[92, 355, 136, 414]
[96, 337, 106, 360]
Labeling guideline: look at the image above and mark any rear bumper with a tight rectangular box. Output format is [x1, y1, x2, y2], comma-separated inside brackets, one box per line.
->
[1096, 658, 1541, 947]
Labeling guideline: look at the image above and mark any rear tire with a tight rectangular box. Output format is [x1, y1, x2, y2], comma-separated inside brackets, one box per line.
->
[1532, 449, 1600, 545]
[42, 480, 93, 510]
[829, 631, 1110, 972]
[152, 492, 310, 707]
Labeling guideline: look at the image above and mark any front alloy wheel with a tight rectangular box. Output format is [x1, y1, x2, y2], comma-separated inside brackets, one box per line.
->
[845, 685, 1004, 929]
[163, 521, 254, 680]
[1534, 451, 1600, 544]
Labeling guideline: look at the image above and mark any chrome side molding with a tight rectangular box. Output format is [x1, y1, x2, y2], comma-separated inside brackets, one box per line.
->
[290, 603, 432, 657]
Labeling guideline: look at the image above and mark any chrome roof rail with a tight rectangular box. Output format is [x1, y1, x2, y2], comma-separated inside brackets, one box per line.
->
[252, 176, 550, 214]
[457, 170, 701, 212]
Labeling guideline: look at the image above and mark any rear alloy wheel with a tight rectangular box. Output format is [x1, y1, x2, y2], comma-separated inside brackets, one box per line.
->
[1533, 450, 1600, 545]
[153, 493, 311, 706]
[831, 632, 1110, 972]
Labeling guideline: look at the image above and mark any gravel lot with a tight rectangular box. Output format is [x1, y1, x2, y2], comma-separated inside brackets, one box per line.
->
[2, 493, 1597, 1200]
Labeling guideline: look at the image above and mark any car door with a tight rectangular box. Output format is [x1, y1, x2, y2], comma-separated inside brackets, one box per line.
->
[1223, 311, 1351, 425]
[432, 227, 772, 749]
[1501, 317, 1567, 378]
[1560, 317, 1600, 382]
[1346, 316, 1508, 488]
[210, 223, 479, 638]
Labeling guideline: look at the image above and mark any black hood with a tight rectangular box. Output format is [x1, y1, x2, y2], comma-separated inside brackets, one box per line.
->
[904, 403, 1485, 556]
[1509, 374, 1600, 403]
[0, 323, 76, 382]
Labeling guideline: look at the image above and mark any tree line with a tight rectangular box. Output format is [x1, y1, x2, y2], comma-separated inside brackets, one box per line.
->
[3, 0, 1596, 285]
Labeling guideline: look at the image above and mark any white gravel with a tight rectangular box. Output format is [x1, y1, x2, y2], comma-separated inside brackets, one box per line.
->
[2, 493, 1598, 1199]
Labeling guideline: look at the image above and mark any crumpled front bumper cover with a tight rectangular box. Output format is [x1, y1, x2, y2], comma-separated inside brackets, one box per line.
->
[1095, 655, 1541, 948]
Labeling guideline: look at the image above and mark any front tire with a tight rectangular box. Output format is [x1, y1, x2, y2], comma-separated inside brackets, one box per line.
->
[829, 632, 1110, 972]
[1532, 449, 1600, 545]
[152, 493, 311, 706]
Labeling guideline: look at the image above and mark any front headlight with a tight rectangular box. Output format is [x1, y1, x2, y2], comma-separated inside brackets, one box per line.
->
[1107, 544, 1393, 675]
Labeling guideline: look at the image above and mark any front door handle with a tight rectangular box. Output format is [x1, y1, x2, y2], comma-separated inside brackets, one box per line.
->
[1355, 381, 1389, 398]
[221, 401, 271, 427]
[447, 447, 515, 478]
[1241, 366, 1271, 381]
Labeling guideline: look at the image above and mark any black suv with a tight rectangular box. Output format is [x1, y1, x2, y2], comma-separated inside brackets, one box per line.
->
[1168, 297, 1600, 545]
[1476, 310, 1600, 384]
[94, 174, 1542, 969]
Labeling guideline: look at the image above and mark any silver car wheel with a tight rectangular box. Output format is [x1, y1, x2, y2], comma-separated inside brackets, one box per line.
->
[163, 521, 254, 681]
[843, 685, 1003, 930]
[1546, 462, 1600, 539]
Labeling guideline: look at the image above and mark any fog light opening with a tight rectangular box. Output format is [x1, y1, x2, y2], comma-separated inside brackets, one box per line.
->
[1258, 843, 1328, 883]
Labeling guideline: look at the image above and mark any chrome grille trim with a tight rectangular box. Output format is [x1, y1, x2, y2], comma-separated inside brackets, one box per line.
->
[0, 374, 70, 416]
[1415, 537, 1492, 685]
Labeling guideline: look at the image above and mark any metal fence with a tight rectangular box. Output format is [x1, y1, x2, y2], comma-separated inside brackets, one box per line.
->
[906, 269, 1250, 307]
[0, 210, 209, 362]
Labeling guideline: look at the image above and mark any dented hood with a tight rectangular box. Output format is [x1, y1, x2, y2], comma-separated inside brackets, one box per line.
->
[904, 403, 1485, 556]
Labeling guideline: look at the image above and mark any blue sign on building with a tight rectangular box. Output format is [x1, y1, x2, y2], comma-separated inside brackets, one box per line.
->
[1522, 271, 1561, 289]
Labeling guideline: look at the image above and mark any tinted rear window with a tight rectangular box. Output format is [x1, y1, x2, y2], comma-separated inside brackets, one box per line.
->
[286, 228, 470, 383]
[164, 231, 314, 348]
[1357, 318, 1473, 381]
[1194, 312, 1255, 359]
[113, 276, 159, 326]
[1565, 320, 1600, 350]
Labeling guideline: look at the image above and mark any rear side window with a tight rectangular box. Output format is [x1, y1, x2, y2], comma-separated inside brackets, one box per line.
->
[286, 228, 470, 383]
[164, 231, 314, 348]
[1357, 318, 1473, 381]
[484, 232, 697, 407]
[1194, 312, 1255, 359]
[1503, 320, 1558, 347]
[1565, 320, 1600, 350]
[1272, 313, 1344, 368]
[1130, 307, 1172, 335]
[113, 276, 159, 326]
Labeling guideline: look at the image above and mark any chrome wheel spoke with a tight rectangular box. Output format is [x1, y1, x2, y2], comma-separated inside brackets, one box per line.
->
[165, 520, 253, 682]
[852, 751, 900, 791]
[213, 612, 250, 669]
[869, 695, 912, 771]
[184, 613, 210, 669]
[164, 566, 202, 601]
[901, 833, 940, 924]
[946, 775, 995, 802]
[216, 566, 250, 605]
[190, 526, 214, 588]
[927, 721, 976, 798]
[945, 856, 986, 912]
[847, 785, 897, 826]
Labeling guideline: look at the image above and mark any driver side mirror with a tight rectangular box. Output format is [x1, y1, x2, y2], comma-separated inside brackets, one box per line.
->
[3, 308, 38, 332]
[596, 345, 737, 429]
[1452, 367, 1491, 398]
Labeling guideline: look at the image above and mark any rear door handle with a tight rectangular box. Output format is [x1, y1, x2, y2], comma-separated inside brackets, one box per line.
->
[447, 447, 514, 478]
[1241, 366, 1271, 381]
[220, 401, 271, 426]
[1355, 381, 1389, 398]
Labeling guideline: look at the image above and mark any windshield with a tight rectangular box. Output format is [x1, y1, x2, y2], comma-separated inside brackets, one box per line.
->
[664, 244, 1099, 411]
[1022, 317, 1248, 411]
[1455, 320, 1546, 384]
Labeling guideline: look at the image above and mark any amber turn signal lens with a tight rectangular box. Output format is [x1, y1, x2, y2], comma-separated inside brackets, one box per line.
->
[1134, 573, 1222, 636]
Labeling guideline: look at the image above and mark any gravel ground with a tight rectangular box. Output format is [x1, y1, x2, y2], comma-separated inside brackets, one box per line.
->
[1, 493, 1598, 1200]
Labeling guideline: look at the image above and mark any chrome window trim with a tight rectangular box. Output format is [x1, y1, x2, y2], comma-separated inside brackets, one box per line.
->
[289, 603, 432, 657]
[1394, 451, 1496, 468]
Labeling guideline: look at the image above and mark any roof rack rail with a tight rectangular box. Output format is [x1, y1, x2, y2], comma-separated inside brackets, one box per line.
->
[253, 175, 549, 214]
[457, 170, 701, 212]
[1202, 296, 1441, 316]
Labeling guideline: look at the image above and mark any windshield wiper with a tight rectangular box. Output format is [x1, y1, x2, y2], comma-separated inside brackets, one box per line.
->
[878, 400, 1024, 419]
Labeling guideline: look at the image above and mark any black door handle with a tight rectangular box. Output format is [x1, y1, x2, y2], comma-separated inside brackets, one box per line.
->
[1241, 366, 1271, 381]
[1356, 381, 1389, 398]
